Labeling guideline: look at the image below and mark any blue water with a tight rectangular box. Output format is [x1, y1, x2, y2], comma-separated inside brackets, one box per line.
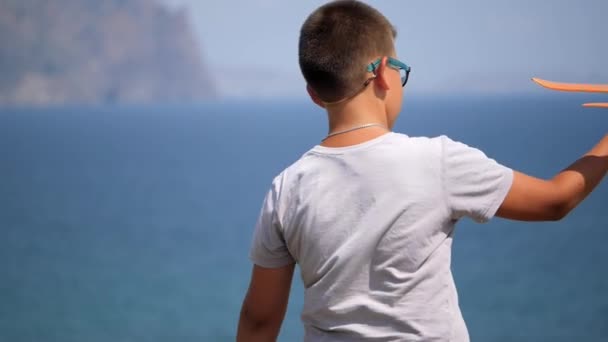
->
[1, 96, 607, 341]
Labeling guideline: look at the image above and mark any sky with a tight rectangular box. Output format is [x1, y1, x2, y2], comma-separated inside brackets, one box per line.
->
[162, 0, 608, 99]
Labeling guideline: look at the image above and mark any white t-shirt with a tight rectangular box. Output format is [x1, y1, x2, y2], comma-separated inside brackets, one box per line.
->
[249, 132, 513, 341]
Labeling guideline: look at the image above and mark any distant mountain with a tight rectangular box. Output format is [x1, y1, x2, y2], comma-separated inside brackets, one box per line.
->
[0, 0, 216, 106]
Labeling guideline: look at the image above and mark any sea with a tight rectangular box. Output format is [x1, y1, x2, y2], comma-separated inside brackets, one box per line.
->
[1, 95, 607, 342]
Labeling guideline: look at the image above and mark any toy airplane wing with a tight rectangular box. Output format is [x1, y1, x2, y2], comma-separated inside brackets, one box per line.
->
[582, 103, 608, 108]
[532, 77, 608, 108]
[532, 78, 608, 93]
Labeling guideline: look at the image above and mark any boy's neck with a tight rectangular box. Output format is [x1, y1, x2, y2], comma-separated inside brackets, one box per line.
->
[321, 93, 390, 147]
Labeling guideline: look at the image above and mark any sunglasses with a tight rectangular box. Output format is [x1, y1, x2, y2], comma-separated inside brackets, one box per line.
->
[366, 57, 411, 87]
[321, 57, 411, 105]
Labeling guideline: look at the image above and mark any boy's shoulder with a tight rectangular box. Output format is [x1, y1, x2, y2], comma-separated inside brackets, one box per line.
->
[273, 132, 454, 182]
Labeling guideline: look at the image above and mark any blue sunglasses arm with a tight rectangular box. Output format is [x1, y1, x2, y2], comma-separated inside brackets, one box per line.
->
[366, 57, 411, 73]
[367, 59, 381, 73]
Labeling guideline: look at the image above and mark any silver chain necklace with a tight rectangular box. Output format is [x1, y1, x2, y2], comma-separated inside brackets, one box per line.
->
[322, 123, 386, 141]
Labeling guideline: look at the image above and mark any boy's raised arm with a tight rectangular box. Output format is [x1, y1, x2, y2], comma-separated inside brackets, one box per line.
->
[496, 134, 608, 221]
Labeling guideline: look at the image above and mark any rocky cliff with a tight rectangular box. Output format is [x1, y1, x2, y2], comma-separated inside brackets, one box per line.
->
[0, 0, 215, 106]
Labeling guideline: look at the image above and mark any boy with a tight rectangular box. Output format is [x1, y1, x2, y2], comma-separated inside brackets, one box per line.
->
[237, 1, 608, 341]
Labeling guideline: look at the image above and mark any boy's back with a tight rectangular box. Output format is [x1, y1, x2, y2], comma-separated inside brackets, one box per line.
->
[250, 133, 512, 340]
[237, 1, 607, 341]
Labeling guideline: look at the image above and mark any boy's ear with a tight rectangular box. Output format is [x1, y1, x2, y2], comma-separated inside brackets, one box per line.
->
[374, 56, 391, 91]
[306, 84, 326, 108]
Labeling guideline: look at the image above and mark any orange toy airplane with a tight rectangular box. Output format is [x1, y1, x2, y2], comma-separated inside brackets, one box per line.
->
[532, 78, 608, 108]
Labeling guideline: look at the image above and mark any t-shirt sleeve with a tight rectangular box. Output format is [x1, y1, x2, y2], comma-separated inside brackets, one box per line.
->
[441, 135, 514, 223]
[249, 180, 295, 268]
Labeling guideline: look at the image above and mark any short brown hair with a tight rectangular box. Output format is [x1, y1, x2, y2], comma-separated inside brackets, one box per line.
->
[299, 1, 397, 102]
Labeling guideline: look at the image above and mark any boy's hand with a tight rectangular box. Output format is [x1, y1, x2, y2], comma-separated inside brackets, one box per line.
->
[237, 263, 295, 342]
[497, 134, 608, 221]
